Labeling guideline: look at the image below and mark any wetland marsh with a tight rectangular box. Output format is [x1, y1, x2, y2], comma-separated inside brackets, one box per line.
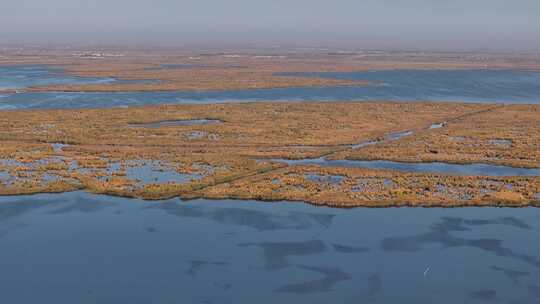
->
[1, 52, 540, 302]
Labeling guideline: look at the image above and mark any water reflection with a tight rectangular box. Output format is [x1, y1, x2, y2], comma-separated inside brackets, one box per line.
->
[0, 65, 155, 92]
[274, 265, 351, 294]
[331, 243, 370, 254]
[187, 260, 229, 277]
[367, 274, 382, 298]
[149, 201, 334, 231]
[491, 266, 530, 284]
[0, 200, 48, 222]
[469, 289, 497, 302]
[529, 285, 540, 298]
[0, 192, 539, 303]
[238, 240, 326, 270]
[382, 217, 540, 268]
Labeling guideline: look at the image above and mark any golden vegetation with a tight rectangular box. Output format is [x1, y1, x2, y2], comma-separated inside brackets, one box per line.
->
[200, 164, 540, 207]
[0, 101, 539, 206]
[2, 49, 540, 93]
[340, 105, 540, 168]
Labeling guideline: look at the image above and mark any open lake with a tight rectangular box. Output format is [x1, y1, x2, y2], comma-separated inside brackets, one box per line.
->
[1, 67, 540, 109]
[0, 65, 117, 90]
[0, 192, 539, 303]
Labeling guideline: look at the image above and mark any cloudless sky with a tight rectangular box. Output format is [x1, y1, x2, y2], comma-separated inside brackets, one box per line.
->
[2, 0, 540, 49]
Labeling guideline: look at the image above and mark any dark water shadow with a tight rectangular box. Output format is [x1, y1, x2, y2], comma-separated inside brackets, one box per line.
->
[47, 199, 114, 214]
[367, 274, 382, 297]
[274, 265, 351, 294]
[469, 289, 497, 302]
[528, 285, 540, 298]
[491, 266, 530, 284]
[238, 240, 326, 270]
[186, 260, 229, 277]
[382, 217, 540, 268]
[148, 202, 334, 231]
[0, 194, 114, 222]
[332, 243, 370, 254]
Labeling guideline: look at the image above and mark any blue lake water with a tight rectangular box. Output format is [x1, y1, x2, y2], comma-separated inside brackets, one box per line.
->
[270, 158, 540, 176]
[1, 68, 540, 109]
[0, 65, 117, 90]
[0, 191, 539, 303]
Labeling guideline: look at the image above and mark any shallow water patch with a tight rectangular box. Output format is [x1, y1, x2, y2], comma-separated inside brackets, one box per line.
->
[0, 171, 13, 185]
[489, 139, 512, 147]
[450, 136, 467, 142]
[430, 122, 446, 129]
[269, 158, 540, 176]
[351, 140, 379, 150]
[305, 173, 344, 185]
[386, 130, 413, 141]
[186, 131, 206, 140]
[129, 119, 222, 128]
[0, 65, 117, 90]
[351, 130, 413, 150]
[434, 184, 474, 201]
[51, 143, 69, 153]
[124, 160, 203, 185]
[352, 178, 395, 193]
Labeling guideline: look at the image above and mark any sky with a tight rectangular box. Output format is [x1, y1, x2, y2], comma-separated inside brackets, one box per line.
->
[2, 0, 540, 50]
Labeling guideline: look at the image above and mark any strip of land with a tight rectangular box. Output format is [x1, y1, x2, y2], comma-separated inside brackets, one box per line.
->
[0, 101, 539, 207]
[2, 48, 540, 92]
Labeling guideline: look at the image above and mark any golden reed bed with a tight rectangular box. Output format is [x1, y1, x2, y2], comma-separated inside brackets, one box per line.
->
[0, 101, 539, 207]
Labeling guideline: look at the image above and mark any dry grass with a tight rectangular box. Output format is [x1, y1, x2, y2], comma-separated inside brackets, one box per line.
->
[340, 105, 540, 168]
[2, 49, 540, 92]
[200, 164, 540, 207]
[0, 101, 539, 206]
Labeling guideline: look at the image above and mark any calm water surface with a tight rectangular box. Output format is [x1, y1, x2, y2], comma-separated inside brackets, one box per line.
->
[1, 191, 539, 303]
[270, 158, 540, 176]
[1, 68, 540, 109]
[0, 65, 116, 90]
[0, 65, 156, 97]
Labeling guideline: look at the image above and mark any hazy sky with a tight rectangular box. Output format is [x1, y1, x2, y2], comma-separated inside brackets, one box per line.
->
[2, 0, 540, 49]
